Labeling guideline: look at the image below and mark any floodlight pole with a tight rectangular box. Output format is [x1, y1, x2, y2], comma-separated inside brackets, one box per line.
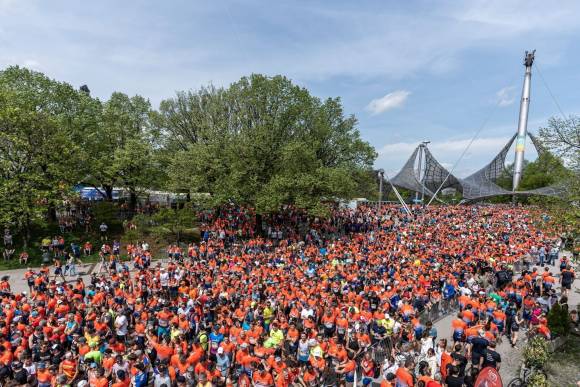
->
[377, 169, 384, 210]
[512, 50, 535, 192]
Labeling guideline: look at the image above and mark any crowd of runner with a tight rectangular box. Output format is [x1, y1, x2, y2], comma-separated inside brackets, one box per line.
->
[0, 204, 576, 386]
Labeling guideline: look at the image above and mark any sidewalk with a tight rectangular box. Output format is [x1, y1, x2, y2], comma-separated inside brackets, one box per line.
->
[433, 254, 580, 383]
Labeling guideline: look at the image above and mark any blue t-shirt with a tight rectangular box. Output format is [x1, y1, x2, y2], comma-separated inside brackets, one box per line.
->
[134, 372, 148, 387]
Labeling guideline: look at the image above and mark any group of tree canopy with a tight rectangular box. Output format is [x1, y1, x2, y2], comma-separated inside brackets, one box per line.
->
[0, 66, 578, 245]
[0, 66, 378, 244]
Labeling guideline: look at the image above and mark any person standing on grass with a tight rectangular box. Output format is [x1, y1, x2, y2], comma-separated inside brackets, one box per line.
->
[3, 228, 12, 247]
[99, 222, 108, 241]
[2, 247, 14, 261]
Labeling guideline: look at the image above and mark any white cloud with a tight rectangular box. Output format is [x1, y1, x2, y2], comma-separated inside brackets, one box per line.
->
[1, 1, 579, 106]
[496, 86, 517, 107]
[366, 90, 411, 115]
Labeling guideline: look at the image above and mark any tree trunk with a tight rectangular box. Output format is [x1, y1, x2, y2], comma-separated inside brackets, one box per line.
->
[22, 214, 31, 250]
[104, 185, 114, 201]
[255, 213, 264, 236]
[129, 190, 137, 212]
[47, 203, 58, 223]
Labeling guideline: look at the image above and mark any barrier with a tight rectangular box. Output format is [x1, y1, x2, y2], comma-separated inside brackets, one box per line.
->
[352, 296, 459, 386]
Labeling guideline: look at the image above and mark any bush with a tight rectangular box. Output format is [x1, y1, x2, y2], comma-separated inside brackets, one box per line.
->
[122, 229, 140, 244]
[523, 336, 550, 369]
[527, 371, 548, 387]
[547, 303, 571, 336]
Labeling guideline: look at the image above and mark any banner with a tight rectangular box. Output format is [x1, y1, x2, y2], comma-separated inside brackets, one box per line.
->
[474, 366, 503, 387]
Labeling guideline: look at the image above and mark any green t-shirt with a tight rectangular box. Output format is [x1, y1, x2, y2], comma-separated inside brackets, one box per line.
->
[84, 350, 103, 364]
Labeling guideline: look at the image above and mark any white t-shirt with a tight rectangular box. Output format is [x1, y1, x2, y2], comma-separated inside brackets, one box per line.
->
[115, 314, 128, 336]
[160, 272, 170, 287]
[301, 308, 314, 320]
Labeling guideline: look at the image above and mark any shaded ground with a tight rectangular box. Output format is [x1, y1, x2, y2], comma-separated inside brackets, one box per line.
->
[546, 334, 580, 387]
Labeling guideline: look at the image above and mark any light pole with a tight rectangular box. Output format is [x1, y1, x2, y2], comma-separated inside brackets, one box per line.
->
[512, 50, 535, 192]
[415, 140, 430, 203]
[377, 169, 384, 210]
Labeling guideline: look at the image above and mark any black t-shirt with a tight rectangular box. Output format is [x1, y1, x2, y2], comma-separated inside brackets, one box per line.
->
[561, 270, 574, 284]
[452, 352, 468, 376]
[13, 368, 28, 384]
[482, 349, 501, 368]
[471, 337, 489, 355]
[446, 375, 465, 387]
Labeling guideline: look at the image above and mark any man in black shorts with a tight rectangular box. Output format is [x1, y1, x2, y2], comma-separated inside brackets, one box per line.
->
[560, 265, 575, 297]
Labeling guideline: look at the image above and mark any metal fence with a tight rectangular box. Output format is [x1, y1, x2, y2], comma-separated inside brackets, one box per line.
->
[418, 297, 460, 324]
[352, 296, 459, 386]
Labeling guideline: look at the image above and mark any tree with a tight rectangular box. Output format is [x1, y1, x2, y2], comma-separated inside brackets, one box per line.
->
[0, 67, 82, 247]
[547, 302, 571, 337]
[78, 92, 164, 207]
[539, 116, 580, 172]
[151, 86, 229, 151]
[162, 74, 377, 215]
[538, 116, 580, 241]
[495, 152, 571, 203]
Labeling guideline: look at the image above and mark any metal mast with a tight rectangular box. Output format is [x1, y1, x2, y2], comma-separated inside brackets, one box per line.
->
[512, 50, 535, 191]
[377, 169, 384, 209]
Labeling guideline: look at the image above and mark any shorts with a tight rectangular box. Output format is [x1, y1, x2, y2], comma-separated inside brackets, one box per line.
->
[522, 310, 531, 321]
[562, 282, 572, 290]
[298, 355, 309, 364]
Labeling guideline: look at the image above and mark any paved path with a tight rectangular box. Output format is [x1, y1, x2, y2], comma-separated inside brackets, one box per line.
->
[432, 253, 580, 383]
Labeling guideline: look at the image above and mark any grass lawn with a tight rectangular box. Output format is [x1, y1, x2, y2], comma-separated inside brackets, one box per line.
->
[1, 220, 119, 270]
[2, 211, 199, 270]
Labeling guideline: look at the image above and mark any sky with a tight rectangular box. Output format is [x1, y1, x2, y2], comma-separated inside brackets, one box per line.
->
[2, 0, 580, 176]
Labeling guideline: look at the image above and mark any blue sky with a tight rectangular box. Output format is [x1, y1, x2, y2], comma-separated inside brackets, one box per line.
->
[1, 0, 579, 176]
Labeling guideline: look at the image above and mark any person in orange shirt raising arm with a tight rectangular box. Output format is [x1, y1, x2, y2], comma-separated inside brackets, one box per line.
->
[335, 355, 356, 386]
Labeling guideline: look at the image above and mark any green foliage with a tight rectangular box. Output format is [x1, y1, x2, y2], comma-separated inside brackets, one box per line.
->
[494, 150, 573, 204]
[77, 91, 166, 202]
[547, 303, 571, 337]
[122, 228, 140, 244]
[539, 116, 580, 173]
[523, 336, 550, 369]
[537, 117, 580, 238]
[0, 66, 83, 246]
[527, 371, 549, 387]
[1, 65, 377, 248]
[161, 74, 377, 215]
[497, 152, 570, 191]
[131, 205, 198, 244]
